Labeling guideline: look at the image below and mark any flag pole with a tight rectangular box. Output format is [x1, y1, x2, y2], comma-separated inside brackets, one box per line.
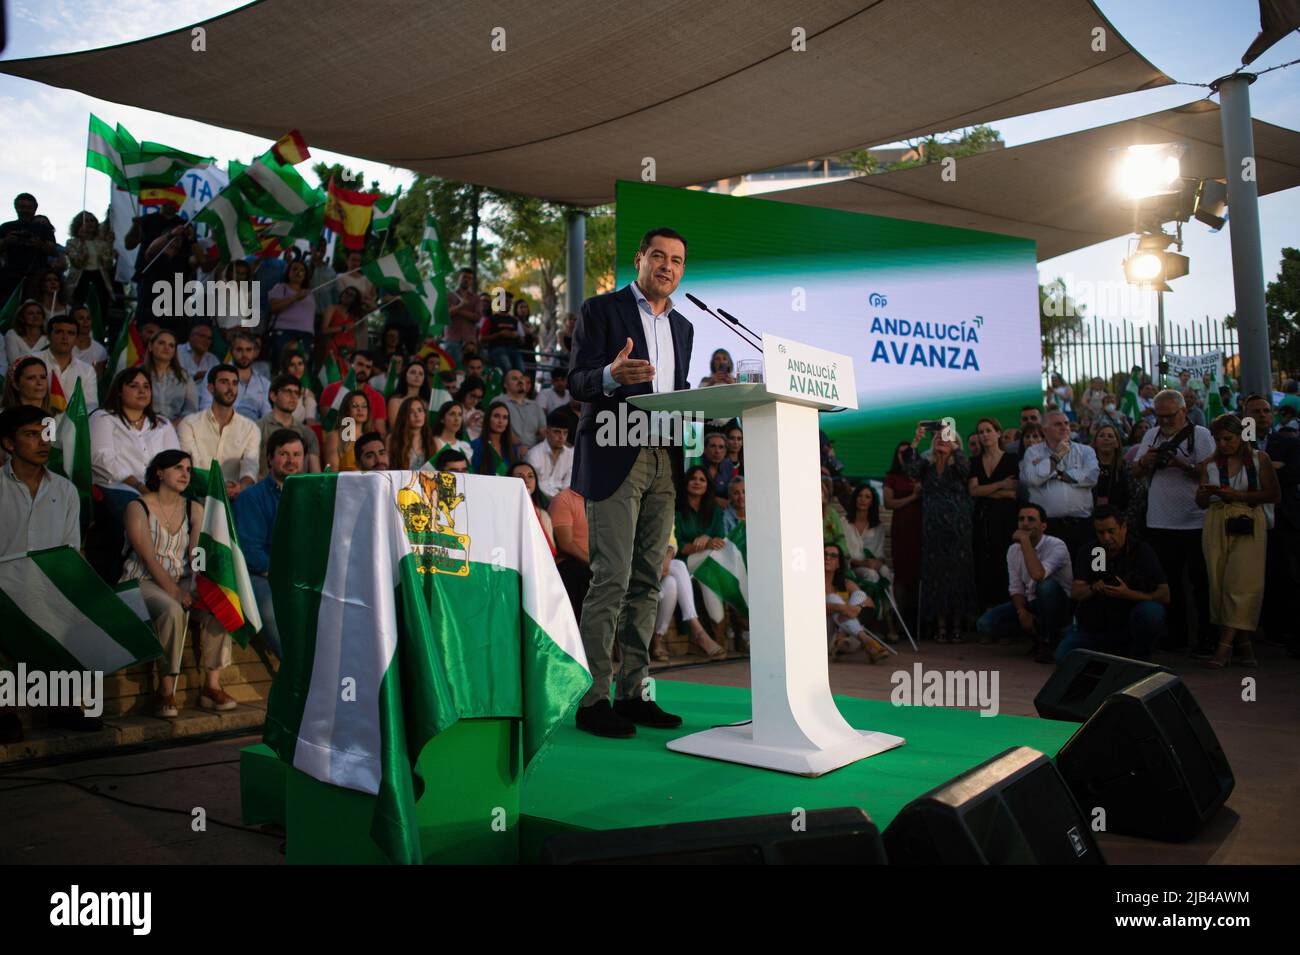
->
[307, 267, 358, 296]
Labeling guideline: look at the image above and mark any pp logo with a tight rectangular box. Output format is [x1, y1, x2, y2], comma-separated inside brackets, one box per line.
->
[778, 344, 787, 354]
[868, 292, 887, 308]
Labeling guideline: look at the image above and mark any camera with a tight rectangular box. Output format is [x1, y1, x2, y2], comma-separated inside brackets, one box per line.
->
[1151, 423, 1194, 470]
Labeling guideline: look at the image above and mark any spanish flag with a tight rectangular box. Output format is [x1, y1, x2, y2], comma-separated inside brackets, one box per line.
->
[139, 183, 186, 208]
[271, 129, 310, 166]
[323, 176, 378, 250]
[48, 369, 68, 414]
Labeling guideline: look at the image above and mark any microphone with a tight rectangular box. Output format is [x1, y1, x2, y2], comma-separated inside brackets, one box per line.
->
[684, 292, 762, 352]
[717, 306, 762, 344]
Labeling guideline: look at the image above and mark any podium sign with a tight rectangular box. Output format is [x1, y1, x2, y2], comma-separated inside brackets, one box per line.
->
[761, 334, 859, 410]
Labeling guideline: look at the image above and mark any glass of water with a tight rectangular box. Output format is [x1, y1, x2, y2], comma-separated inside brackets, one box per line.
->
[737, 359, 763, 383]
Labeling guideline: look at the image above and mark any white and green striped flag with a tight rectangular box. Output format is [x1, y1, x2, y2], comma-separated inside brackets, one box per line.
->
[86, 114, 128, 189]
[362, 248, 434, 328]
[687, 535, 749, 619]
[124, 142, 212, 191]
[263, 471, 589, 863]
[51, 378, 93, 531]
[241, 153, 322, 219]
[371, 186, 402, 233]
[321, 367, 358, 433]
[193, 186, 259, 261]
[0, 547, 163, 673]
[1120, 369, 1142, 421]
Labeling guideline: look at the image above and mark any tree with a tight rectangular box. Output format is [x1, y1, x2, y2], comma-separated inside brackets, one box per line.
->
[1225, 247, 1300, 380]
[838, 125, 1004, 176]
[1039, 276, 1087, 375]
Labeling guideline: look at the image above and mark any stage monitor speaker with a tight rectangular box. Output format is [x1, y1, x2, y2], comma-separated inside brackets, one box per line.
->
[1035, 650, 1170, 722]
[882, 746, 1103, 865]
[1055, 671, 1234, 842]
[540, 807, 884, 865]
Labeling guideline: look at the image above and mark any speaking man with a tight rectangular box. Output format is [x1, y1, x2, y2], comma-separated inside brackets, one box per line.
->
[568, 228, 694, 738]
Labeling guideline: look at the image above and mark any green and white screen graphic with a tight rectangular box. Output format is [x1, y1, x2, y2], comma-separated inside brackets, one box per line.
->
[615, 181, 1042, 474]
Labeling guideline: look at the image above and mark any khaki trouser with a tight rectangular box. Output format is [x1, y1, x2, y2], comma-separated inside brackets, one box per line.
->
[579, 447, 675, 706]
[138, 579, 231, 677]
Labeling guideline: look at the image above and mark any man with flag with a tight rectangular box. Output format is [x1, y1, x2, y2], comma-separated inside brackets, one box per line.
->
[124, 197, 193, 326]
[37, 314, 98, 414]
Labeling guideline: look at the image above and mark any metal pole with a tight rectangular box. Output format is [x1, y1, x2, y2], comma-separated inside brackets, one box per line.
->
[1211, 73, 1272, 397]
[564, 208, 586, 317]
[1156, 288, 1165, 384]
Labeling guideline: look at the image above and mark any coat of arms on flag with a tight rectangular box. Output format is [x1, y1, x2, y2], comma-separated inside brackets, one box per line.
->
[396, 470, 469, 576]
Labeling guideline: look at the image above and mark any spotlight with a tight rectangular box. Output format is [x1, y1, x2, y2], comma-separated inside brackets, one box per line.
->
[1193, 178, 1228, 231]
[1123, 233, 1189, 291]
[1114, 143, 1187, 200]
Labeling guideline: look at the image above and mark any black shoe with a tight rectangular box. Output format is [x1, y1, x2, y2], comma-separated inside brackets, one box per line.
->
[49, 706, 105, 732]
[575, 700, 636, 738]
[0, 712, 22, 744]
[613, 697, 683, 729]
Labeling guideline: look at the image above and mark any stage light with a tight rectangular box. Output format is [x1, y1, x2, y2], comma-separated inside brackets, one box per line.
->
[1123, 232, 1189, 291]
[1114, 143, 1187, 200]
[1126, 252, 1164, 283]
[1194, 178, 1228, 230]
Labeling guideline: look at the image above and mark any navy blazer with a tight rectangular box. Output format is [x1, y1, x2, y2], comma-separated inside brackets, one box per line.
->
[568, 285, 694, 501]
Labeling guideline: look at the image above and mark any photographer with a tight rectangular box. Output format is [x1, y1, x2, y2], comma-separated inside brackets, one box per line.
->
[1061, 505, 1168, 662]
[1195, 414, 1279, 669]
[1131, 388, 1215, 655]
[0, 193, 58, 306]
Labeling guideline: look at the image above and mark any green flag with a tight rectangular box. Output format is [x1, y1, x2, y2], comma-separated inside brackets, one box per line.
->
[86, 114, 129, 189]
[362, 248, 435, 331]
[1120, 368, 1142, 421]
[0, 281, 22, 334]
[371, 186, 402, 233]
[193, 461, 262, 648]
[50, 379, 93, 532]
[382, 356, 402, 399]
[322, 367, 358, 433]
[125, 141, 213, 192]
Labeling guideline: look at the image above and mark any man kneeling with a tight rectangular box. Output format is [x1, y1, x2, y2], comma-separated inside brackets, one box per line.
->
[976, 503, 1072, 663]
[1059, 504, 1169, 662]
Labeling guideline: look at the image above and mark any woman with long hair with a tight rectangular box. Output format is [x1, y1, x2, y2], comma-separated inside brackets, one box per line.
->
[433, 400, 474, 458]
[968, 416, 1020, 614]
[454, 374, 487, 442]
[320, 284, 365, 358]
[843, 482, 898, 642]
[2, 355, 52, 413]
[387, 358, 431, 428]
[323, 390, 370, 472]
[509, 461, 555, 554]
[470, 402, 520, 476]
[143, 329, 197, 421]
[904, 422, 977, 643]
[70, 303, 108, 377]
[883, 440, 922, 619]
[4, 300, 48, 362]
[65, 211, 115, 308]
[698, 348, 735, 388]
[673, 464, 728, 657]
[389, 396, 436, 470]
[278, 349, 318, 424]
[90, 368, 179, 493]
[1092, 422, 1141, 528]
[825, 542, 890, 664]
[32, 268, 68, 318]
[1196, 414, 1279, 669]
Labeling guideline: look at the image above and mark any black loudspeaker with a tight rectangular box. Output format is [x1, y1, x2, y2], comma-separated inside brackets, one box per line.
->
[540, 808, 885, 865]
[882, 746, 1103, 865]
[1055, 671, 1234, 842]
[1035, 650, 1170, 722]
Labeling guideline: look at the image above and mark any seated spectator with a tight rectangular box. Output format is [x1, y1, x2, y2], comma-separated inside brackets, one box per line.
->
[277, 348, 318, 425]
[232, 429, 306, 660]
[142, 329, 196, 422]
[1196, 414, 1279, 668]
[821, 472, 848, 552]
[0, 404, 80, 554]
[524, 409, 574, 498]
[842, 481, 898, 642]
[975, 503, 1072, 662]
[199, 330, 271, 421]
[5, 300, 49, 363]
[386, 357, 431, 429]
[89, 367, 181, 506]
[3, 355, 52, 414]
[324, 391, 371, 472]
[455, 374, 487, 442]
[117, 450, 223, 718]
[70, 303, 108, 378]
[825, 543, 889, 663]
[178, 364, 259, 501]
[549, 486, 592, 620]
[471, 402, 521, 476]
[650, 526, 721, 663]
[176, 322, 218, 387]
[356, 431, 390, 471]
[674, 465, 727, 657]
[319, 350, 387, 436]
[509, 461, 555, 553]
[432, 400, 474, 460]
[433, 446, 469, 472]
[257, 374, 321, 476]
[724, 421, 744, 474]
[389, 396, 435, 470]
[36, 312, 98, 413]
[536, 367, 569, 416]
[1060, 505, 1169, 662]
[490, 369, 546, 449]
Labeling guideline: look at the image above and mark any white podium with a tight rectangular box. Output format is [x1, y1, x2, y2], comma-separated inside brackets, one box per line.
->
[630, 334, 904, 776]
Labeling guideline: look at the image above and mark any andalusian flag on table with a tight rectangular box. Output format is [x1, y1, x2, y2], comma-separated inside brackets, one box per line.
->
[86, 114, 129, 188]
[194, 460, 262, 648]
[687, 522, 749, 618]
[1120, 367, 1142, 421]
[371, 186, 402, 233]
[0, 547, 162, 673]
[321, 367, 358, 433]
[50, 379, 93, 532]
[263, 471, 590, 864]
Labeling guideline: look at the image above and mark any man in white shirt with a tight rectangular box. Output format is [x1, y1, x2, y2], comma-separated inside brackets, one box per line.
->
[178, 364, 259, 501]
[1020, 410, 1098, 560]
[975, 503, 1073, 663]
[1130, 388, 1216, 654]
[37, 313, 98, 413]
[177, 322, 219, 387]
[198, 331, 271, 421]
[536, 367, 570, 416]
[525, 410, 574, 498]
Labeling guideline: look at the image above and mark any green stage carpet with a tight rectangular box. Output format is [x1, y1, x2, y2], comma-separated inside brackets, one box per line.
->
[522, 679, 1076, 842]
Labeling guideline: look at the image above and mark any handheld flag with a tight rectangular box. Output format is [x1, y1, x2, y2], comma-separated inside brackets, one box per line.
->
[271, 129, 311, 166]
[194, 461, 262, 648]
[86, 114, 129, 189]
[50, 379, 93, 531]
[1120, 368, 1142, 421]
[324, 176, 378, 249]
[322, 367, 359, 433]
[371, 186, 402, 233]
[0, 282, 22, 334]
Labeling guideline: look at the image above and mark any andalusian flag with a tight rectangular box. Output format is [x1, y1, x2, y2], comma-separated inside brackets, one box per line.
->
[0, 547, 162, 673]
[688, 523, 749, 618]
[317, 349, 343, 391]
[263, 471, 590, 863]
[194, 460, 262, 648]
[1205, 369, 1227, 418]
[382, 356, 402, 399]
[86, 114, 128, 188]
[124, 141, 211, 192]
[194, 185, 259, 262]
[1120, 368, 1142, 421]
[361, 248, 434, 329]
[371, 186, 402, 233]
[242, 153, 322, 220]
[321, 367, 358, 433]
[324, 176, 378, 250]
[420, 213, 454, 277]
[271, 129, 311, 166]
[50, 379, 92, 531]
[0, 282, 22, 333]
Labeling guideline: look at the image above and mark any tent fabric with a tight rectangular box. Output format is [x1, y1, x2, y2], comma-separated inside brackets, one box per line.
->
[761, 100, 1300, 261]
[0, 0, 1170, 206]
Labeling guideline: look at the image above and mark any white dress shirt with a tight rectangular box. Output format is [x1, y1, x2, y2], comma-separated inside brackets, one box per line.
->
[177, 343, 219, 384]
[89, 409, 180, 488]
[4, 330, 47, 364]
[177, 407, 260, 486]
[37, 349, 99, 413]
[1020, 441, 1099, 519]
[0, 463, 81, 555]
[198, 369, 272, 421]
[602, 282, 677, 439]
[525, 440, 575, 498]
[1005, 534, 1074, 601]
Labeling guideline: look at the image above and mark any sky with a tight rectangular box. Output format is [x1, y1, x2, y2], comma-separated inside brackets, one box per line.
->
[0, 0, 1297, 333]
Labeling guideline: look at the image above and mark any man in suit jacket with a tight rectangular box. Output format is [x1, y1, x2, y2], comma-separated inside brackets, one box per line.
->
[568, 227, 694, 738]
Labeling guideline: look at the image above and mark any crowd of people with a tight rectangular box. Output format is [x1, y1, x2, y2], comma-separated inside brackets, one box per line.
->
[3, 188, 1298, 744]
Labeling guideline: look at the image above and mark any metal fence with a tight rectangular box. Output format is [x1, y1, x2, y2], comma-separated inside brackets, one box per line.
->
[1044, 315, 1240, 391]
